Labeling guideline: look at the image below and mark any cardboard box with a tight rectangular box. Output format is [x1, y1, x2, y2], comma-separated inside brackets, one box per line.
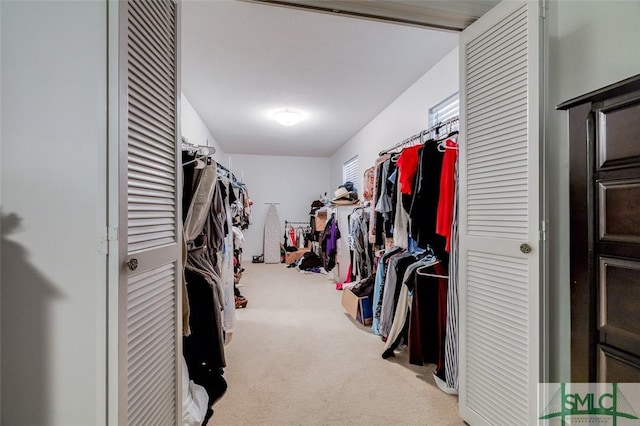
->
[341, 287, 372, 325]
[285, 248, 310, 265]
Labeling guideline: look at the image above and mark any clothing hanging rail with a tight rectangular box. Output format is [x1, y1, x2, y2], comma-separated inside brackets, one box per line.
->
[181, 136, 216, 155]
[181, 137, 217, 166]
[181, 137, 246, 187]
[285, 221, 310, 226]
[378, 116, 459, 156]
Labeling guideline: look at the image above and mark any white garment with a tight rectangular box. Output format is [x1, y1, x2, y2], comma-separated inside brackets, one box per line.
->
[181, 357, 209, 426]
[392, 177, 410, 249]
[232, 226, 244, 249]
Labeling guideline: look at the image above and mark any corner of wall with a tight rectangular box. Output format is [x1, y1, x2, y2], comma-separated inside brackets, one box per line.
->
[181, 92, 226, 160]
[329, 45, 460, 192]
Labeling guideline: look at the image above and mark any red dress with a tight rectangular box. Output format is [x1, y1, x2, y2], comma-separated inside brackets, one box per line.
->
[436, 139, 458, 252]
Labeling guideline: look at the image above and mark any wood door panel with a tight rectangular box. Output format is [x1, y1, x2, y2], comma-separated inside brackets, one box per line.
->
[598, 345, 640, 383]
[597, 100, 640, 169]
[597, 178, 640, 243]
[599, 256, 640, 342]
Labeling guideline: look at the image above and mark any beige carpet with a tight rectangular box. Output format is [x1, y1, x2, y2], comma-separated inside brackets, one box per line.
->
[210, 263, 464, 426]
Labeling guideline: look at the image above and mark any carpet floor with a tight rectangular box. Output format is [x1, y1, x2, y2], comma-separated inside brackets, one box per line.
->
[210, 263, 463, 426]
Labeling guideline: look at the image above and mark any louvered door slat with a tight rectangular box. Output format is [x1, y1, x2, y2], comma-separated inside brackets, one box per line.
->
[128, 142, 174, 170]
[459, 1, 542, 425]
[145, 0, 174, 28]
[121, 0, 179, 424]
[129, 5, 174, 56]
[467, 40, 527, 82]
[465, 10, 526, 62]
[128, 64, 175, 111]
[129, 163, 175, 181]
[128, 170, 174, 188]
[468, 133, 528, 154]
[127, 27, 174, 79]
[130, 90, 173, 131]
[129, 91, 176, 133]
[129, 108, 175, 142]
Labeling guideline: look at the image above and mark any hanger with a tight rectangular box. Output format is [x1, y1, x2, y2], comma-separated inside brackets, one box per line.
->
[182, 153, 216, 166]
[436, 120, 459, 152]
[416, 262, 449, 279]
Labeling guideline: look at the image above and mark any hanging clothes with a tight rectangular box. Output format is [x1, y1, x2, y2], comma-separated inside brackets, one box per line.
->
[362, 166, 376, 201]
[371, 247, 404, 335]
[381, 255, 438, 359]
[409, 141, 447, 259]
[396, 144, 422, 195]
[348, 207, 373, 281]
[436, 138, 459, 252]
[321, 215, 340, 271]
[369, 154, 390, 245]
[181, 149, 251, 419]
[444, 154, 460, 392]
[379, 251, 417, 339]
[408, 263, 448, 378]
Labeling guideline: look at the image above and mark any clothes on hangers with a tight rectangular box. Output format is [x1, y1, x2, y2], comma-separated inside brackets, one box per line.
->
[436, 138, 459, 253]
[369, 154, 390, 245]
[320, 215, 340, 272]
[409, 263, 449, 381]
[348, 207, 373, 281]
[379, 251, 418, 338]
[362, 166, 376, 201]
[409, 141, 447, 260]
[396, 145, 422, 196]
[181, 148, 252, 413]
[444, 154, 460, 392]
[381, 255, 438, 359]
[371, 246, 404, 335]
[352, 117, 459, 394]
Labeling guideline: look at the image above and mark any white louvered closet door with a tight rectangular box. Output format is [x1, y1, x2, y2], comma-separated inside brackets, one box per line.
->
[458, 1, 543, 425]
[116, 1, 181, 425]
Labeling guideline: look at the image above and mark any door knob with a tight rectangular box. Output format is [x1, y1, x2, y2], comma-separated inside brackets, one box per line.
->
[520, 243, 532, 254]
[126, 258, 138, 271]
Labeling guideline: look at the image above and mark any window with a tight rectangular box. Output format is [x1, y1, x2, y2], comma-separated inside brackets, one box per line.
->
[342, 156, 359, 186]
[429, 92, 459, 128]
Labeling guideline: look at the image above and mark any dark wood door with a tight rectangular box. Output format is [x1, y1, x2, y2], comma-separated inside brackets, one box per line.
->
[561, 75, 640, 382]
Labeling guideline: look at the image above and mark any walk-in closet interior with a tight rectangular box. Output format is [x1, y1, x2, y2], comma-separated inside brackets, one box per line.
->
[2, 0, 640, 425]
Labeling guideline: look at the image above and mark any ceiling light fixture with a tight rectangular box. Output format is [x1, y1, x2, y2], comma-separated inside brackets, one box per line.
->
[273, 109, 304, 126]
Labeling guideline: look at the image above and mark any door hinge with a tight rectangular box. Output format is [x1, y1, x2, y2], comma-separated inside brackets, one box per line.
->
[98, 227, 109, 255]
[98, 226, 119, 255]
[107, 226, 118, 241]
[540, 220, 547, 241]
[540, 0, 547, 19]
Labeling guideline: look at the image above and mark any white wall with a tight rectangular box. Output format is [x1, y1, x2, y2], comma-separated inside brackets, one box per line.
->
[329, 47, 459, 191]
[1, 1, 107, 424]
[228, 154, 330, 260]
[545, 0, 640, 382]
[181, 93, 228, 163]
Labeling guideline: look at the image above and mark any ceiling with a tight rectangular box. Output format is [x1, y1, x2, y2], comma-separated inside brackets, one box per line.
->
[181, 0, 496, 157]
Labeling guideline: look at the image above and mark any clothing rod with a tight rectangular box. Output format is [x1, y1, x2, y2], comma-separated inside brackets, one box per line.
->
[379, 116, 459, 156]
[264, 202, 280, 205]
[181, 137, 217, 155]
[285, 221, 309, 225]
[182, 154, 215, 166]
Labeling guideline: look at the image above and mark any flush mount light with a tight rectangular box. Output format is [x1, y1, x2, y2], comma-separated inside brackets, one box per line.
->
[272, 109, 304, 126]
